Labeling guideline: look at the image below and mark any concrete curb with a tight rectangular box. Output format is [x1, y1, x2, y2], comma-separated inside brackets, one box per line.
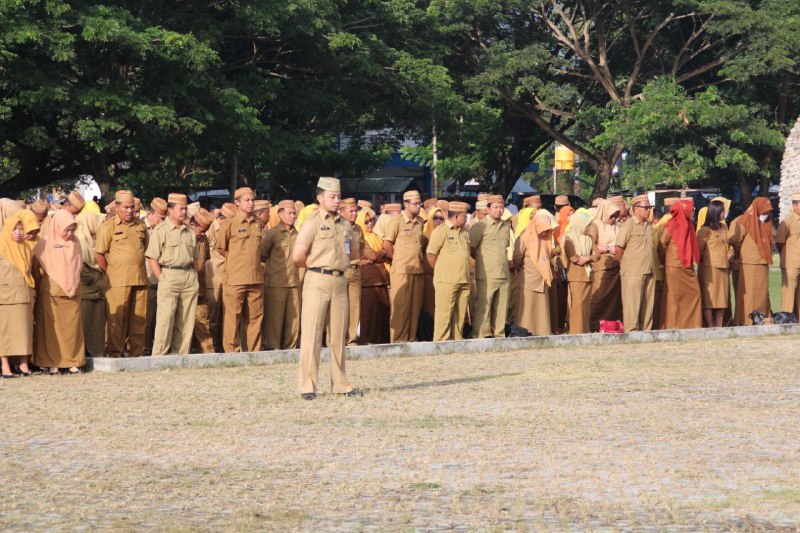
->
[88, 323, 800, 372]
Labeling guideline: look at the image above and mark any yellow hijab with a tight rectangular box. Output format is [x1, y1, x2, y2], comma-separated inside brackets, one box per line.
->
[356, 208, 382, 252]
[18, 209, 40, 250]
[515, 207, 533, 237]
[0, 213, 35, 287]
[424, 206, 444, 238]
[76, 211, 104, 269]
[296, 204, 319, 230]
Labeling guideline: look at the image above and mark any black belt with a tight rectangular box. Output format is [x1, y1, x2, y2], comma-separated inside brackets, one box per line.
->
[308, 267, 344, 277]
[160, 264, 193, 270]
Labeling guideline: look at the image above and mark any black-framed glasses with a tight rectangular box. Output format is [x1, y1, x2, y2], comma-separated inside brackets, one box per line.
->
[433, 216, 444, 222]
[635, 204, 653, 210]
[405, 201, 421, 207]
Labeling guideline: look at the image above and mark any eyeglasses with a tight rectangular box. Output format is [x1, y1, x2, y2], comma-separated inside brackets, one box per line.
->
[433, 216, 444, 222]
[405, 201, 421, 207]
[635, 204, 653, 210]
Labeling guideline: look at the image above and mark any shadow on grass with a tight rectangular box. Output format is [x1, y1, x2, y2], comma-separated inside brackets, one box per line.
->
[375, 372, 524, 392]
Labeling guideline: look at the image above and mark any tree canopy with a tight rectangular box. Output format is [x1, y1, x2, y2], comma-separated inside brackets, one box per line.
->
[1, 0, 798, 202]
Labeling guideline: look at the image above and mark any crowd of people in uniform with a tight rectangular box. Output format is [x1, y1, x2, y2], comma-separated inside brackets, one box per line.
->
[0, 176, 797, 397]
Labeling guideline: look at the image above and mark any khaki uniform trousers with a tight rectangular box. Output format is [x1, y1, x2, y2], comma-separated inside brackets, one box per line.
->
[433, 282, 470, 341]
[472, 278, 509, 338]
[264, 286, 300, 350]
[389, 272, 424, 342]
[193, 300, 215, 353]
[621, 273, 655, 332]
[346, 266, 361, 345]
[152, 269, 199, 355]
[298, 271, 352, 394]
[145, 285, 158, 353]
[206, 286, 223, 352]
[81, 297, 106, 357]
[105, 285, 148, 357]
[222, 283, 264, 352]
[780, 267, 800, 313]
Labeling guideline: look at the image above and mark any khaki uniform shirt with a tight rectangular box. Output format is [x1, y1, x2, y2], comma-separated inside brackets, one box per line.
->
[427, 221, 470, 284]
[204, 221, 225, 289]
[217, 212, 264, 285]
[563, 236, 591, 282]
[776, 212, 800, 269]
[729, 217, 769, 265]
[261, 223, 300, 288]
[144, 217, 159, 285]
[384, 212, 426, 274]
[469, 217, 511, 280]
[145, 219, 197, 267]
[295, 210, 353, 272]
[0, 255, 34, 304]
[195, 233, 210, 294]
[95, 215, 148, 287]
[616, 216, 654, 276]
[697, 227, 729, 269]
[587, 224, 619, 271]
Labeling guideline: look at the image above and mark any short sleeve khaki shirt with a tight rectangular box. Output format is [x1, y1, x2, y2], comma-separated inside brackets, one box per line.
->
[95, 215, 148, 287]
[261, 223, 300, 287]
[776, 212, 800, 269]
[294, 210, 352, 272]
[384, 212, 426, 274]
[145, 219, 197, 267]
[217, 212, 264, 285]
[616, 216, 654, 275]
[427, 221, 470, 284]
[469, 217, 510, 280]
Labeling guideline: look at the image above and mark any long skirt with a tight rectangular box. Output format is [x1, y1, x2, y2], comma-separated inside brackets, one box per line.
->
[515, 288, 551, 336]
[739, 263, 770, 325]
[590, 267, 622, 331]
[34, 286, 85, 368]
[568, 281, 592, 334]
[0, 302, 33, 356]
[81, 297, 106, 357]
[660, 267, 702, 329]
[699, 267, 730, 310]
[359, 285, 390, 345]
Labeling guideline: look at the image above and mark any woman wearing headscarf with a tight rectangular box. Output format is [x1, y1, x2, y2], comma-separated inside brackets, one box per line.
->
[697, 200, 731, 327]
[553, 205, 575, 332]
[513, 210, 557, 336]
[32, 210, 85, 374]
[0, 198, 22, 226]
[729, 197, 774, 325]
[0, 213, 36, 378]
[356, 208, 391, 344]
[18, 209, 40, 249]
[75, 211, 107, 357]
[562, 208, 594, 333]
[586, 199, 622, 331]
[658, 199, 702, 329]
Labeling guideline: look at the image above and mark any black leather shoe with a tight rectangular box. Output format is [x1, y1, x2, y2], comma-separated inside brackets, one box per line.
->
[340, 389, 363, 397]
[301, 393, 316, 400]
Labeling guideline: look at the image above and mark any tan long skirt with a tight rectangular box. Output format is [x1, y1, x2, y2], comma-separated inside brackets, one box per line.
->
[360, 285, 390, 345]
[590, 267, 622, 331]
[699, 267, 730, 309]
[568, 281, 592, 334]
[0, 302, 33, 356]
[739, 263, 770, 325]
[660, 267, 702, 329]
[34, 284, 85, 368]
[515, 288, 551, 336]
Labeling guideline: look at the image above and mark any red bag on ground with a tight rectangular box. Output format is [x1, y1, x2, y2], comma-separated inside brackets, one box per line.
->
[598, 320, 624, 333]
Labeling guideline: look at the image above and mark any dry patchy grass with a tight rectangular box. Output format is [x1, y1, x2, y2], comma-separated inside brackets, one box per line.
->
[1, 336, 799, 531]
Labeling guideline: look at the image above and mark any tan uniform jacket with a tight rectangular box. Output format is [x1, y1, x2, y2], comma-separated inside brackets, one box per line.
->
[587, 224, 619, 271]
[195, 233, 210, 294]
[512, 237, 548, 293]
[295, 210, 353, 271]
[776, 213, 800, 269]
[469, 218, 511, 281]
[427, 221, 470, 284]
[697, 227, 729, 269]
[217, 213, 264, 285]
[145, 219, 197, 267]
[0, 255, 34, 304]
[616, 217, 655, 275]
[729, 218, 769, 265]
[204, 222, 225, 289]
[384, 212, 426, 274]
[95, 215, 148, 286]
[563, 236, 591, 282]
[261, 224, 300, 287]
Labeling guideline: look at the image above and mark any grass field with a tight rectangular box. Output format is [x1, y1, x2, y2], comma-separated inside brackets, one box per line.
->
[2, 335, 799, 530]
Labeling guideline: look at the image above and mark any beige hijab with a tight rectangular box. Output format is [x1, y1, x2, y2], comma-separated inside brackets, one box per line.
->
[522, 211, 556, 286]
[33, 210, 81, 297]
[589, 199, 620, 246]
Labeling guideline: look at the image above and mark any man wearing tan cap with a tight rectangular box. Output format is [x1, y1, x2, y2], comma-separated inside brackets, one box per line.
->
[555, 195, 570, 210]
[145, 193, 198, 355]
[384, 190, 427, 342]
[469, 194, 511, 338]
[217, 187, 264, 352]
[260, 200, 301, 350]
[144, 197, 168, 354]
[189, 208, 216, 353]
[426, 201, 471, 340]
[292, 177, 359, 399]
[776, 193, 800, 314]
[204, 202, 237, 351]
[340, 198, 363, 345]
[95, 190, 149, 357]
[253, 199, 271, 228]
[357, 199, 372, 211]
[616, 193, 656, 331]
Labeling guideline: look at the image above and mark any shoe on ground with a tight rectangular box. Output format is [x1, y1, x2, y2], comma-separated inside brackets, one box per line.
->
[301, 393, 316, 400]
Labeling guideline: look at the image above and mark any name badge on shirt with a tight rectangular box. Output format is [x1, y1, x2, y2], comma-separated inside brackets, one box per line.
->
[53, 245, 63, 249]
[238, 228, 247, 233]
[344, 240, 351, 255]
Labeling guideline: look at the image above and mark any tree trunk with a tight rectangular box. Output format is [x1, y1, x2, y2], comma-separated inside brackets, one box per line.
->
[590, 159, 616, 200]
